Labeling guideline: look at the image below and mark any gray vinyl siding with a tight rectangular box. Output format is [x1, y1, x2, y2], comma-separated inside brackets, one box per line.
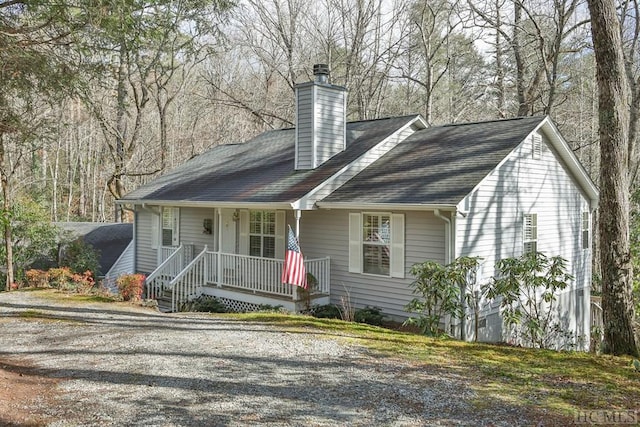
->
[456, 130, 592, 347]
[295, 83, 346, 170]
[296, 85, 314, 169]
[300, 209, 445, 319]
[314, 86, 345, 166]
[135, 208, 157, 274]
[178, 207, 217, 255]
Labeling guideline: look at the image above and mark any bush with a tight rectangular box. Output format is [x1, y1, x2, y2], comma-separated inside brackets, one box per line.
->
[24, 269, 51, 288]
[354, 306, 386, 326]
[404, 257, 481, 336]
[181, 295, 227, 313]
[482, 252, 573, 349]
[116, 274, 145, 301]
[309, 304, 341, 319]
[60, 238, 101, 277]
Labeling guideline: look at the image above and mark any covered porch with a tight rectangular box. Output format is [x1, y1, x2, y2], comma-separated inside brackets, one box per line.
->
[145, 245, 331, 312]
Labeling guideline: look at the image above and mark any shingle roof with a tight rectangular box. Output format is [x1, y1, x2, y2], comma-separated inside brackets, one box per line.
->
[323, 116, 546, 205]
[122, 115, 546, 208]
[122, 115, 419, 204]
[57, 222, 133, 276]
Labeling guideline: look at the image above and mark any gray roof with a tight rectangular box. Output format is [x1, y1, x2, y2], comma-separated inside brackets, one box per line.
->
[57, 222, 133, 275]
[323, 116, 546, 205]
[122, 115, 419, 204]
[122, 115, 546, 208]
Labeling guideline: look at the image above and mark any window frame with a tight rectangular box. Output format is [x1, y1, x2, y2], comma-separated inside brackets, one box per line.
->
[249, 210, 276, 259]
[523, 213, 538, 254]
[582, 211, 590, 250]
[349, 212, 405, 278]
[362, 212, 392, 276]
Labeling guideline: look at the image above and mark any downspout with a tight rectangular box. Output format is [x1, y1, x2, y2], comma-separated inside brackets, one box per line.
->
[434, 209, 453, 263]
[434, 209, 460, 338]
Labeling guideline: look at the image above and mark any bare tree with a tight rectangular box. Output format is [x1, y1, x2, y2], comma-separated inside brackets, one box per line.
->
[588, 0, 639, 356]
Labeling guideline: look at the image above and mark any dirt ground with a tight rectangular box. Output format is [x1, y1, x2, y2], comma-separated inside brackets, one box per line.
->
[0, 358, 60, 426]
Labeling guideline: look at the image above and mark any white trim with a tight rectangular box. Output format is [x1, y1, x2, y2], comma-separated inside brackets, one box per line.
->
[292, 115, 428, 210]
[317, 202, 456, 211]
[118, 200, 292, 210]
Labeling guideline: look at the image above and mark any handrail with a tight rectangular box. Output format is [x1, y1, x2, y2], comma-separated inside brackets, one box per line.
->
[171, 246, 209, 312]
[145, 245, 184, 299]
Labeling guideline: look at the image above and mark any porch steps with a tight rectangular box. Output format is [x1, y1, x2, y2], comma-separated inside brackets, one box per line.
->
[156, 289, 174, 313]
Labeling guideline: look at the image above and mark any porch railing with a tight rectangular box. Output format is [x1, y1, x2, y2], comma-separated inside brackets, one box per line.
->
[156, 250, 331, 311]
[145, 245, 184, 299]
[171, 246, 209, 312]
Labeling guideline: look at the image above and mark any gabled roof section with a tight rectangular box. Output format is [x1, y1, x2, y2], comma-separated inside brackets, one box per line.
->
[57, 222, 133, 276]
[320, 116, 550, 207]
[120, 115, 421, 206]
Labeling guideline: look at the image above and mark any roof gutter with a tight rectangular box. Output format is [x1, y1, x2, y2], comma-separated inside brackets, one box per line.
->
[316, 202, 457, 211]
[117, 199, 292, 210]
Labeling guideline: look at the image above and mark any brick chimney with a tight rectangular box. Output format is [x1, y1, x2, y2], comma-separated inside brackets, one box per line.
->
[295, 64, 347, 170]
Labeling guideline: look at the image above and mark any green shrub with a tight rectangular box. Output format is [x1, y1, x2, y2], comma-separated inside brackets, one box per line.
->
[482, 252, 573, 349]
[181, 295, 227, 312]
[404, 257, 481, 336]
[116, 274, 145, 301]
[354, 306, 386, 326]
[310, 304, 341, 319]
[60, 239, 101, 277]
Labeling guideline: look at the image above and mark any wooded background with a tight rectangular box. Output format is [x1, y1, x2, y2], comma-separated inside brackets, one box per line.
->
[1, 0, 609, 222]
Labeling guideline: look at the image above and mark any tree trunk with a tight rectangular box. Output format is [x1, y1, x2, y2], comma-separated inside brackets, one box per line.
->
[0, 134, 14, 290]
[588, 0, 639, 356]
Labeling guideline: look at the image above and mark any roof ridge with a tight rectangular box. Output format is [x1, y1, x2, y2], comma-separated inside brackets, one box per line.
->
[439, 115, 546, 128]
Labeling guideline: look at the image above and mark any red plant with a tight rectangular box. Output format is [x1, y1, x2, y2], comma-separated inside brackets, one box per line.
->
[116, 274, 145, 301]
[25, 269, 50, 288]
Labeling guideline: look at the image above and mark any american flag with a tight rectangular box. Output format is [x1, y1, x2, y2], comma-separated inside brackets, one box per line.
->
[281, 225, 307, 288]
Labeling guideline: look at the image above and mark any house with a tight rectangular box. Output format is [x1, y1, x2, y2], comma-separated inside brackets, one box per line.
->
[56, 222, 134, 290]
[119, 64, 598, 349]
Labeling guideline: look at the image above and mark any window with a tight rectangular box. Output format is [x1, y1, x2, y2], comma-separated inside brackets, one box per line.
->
[582, 211, 590, 250]
[363, 213, 391, 275]
[249, 210, 276, 258]
[532, 134, 542, 159]
[523, 213, 537, 253]
[162, 208, 179, 246]
[349, 212, 404, 278]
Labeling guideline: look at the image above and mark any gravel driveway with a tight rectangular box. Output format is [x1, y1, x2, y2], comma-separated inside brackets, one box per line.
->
[0, 291, 553, 426]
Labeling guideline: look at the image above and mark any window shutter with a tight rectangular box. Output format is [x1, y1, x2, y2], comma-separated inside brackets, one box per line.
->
[238, 210, 249, 255]
[532, 134, 542, 159]
[348, 213, 362, 273]
[151, 212, 159, 250]
[390, 213, 405, 278]
[275, 211, 286, 259]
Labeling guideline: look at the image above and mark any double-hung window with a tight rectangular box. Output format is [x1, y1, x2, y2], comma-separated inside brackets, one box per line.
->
[349, 212, 405, 278]
[161, 207, 179, 247]
[249, 210, 276, 258]
[523, 213, 538, 254]
[363, 213, 391, 275]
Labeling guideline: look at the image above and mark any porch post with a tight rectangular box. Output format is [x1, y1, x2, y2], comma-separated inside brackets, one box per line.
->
[217, 208, 222, 287]
[294, 209, 302, 237]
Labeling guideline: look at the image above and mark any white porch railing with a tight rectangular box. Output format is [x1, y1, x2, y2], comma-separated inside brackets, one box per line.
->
[162, 250, 331, 311]
[171, 246, 209, 312]
[145, 245, 184, 299]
